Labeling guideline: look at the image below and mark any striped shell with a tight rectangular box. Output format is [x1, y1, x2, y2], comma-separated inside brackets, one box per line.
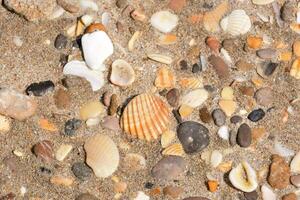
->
[203, 1, 229, 32]
[84, 134, 119, 178]
[179, 77, 203, 89]
[162, 143, 184, 157]
[120, 93, 170, 141]
[155, 67, 175, 89]
[252, 0, 274, 5]
[220, 10, 251, 36]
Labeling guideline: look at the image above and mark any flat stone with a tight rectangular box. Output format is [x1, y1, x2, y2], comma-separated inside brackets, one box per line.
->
[282, 193, 297, 200]
[208, 55, 229, 79]
[212, 108, 226, 126]
[26, 80, 55, 96]
[268, 154, 290, 189]
[244, 191, 258, 200]
[254, 87, 273, 107]
[101, 116, 120, 131]
[236, 60, 253, 72]
[54, 88, 70, 109]
[248, 109, 265, 122]
[237, 123, 252, 148]
[72, 162, 93, 181]
[33, 140, 54, 163]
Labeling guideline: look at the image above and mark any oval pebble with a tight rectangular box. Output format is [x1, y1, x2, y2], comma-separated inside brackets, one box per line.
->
[244, 191, 258, 200]
[166, 88, 180, 107]
[72, 162, 93, 181]
[256, 48, 277, 59]
[76, 193, 99, 200]
[212, 108, 226, 126]
[177, 121, 210, 154]
[26, 80, 55, 96]
[54, 33, 68, 50]
[254, 87, 273, 107]
[290, 175, 300, 187]
[208, 55, 229, 79]
[33, 140, 54, 163]
[230, 115, 242, 124]
[237, 123, 252, 148]
[247, 109, 265, 122]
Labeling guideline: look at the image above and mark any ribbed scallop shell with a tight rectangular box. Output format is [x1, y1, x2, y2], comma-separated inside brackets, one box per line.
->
[220, 10, 251, 36]
[179, 77, 203, 89]
[84, 134, 119, 178]
[162, 143, 184, 157]
[120, 93, 170, 141]
[203, 1, 229, 32]
[154, 67, 175, 89]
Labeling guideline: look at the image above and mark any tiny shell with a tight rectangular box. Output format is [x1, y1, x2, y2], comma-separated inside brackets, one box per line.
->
[181, 89, 209, 108]
[179, 77, 203, 89]
[203, 1, 229, 32]
[162, 143, 184, 157]
[84, 134, 119, 178]
[79, 101, 104, 120]
[252, 0, 275, 5]
[150, 11, 178, 33]
[147, 54, 173, 64]
[291, 151, 300, 173]
[110, 59, 135, 87]
[120, 93, 170, 141]
[161, 131, 176, 148]
[128, 31, 142, 51]
[291, 59, 300, 79]
[154, 67, 175, 89]
[220, 10, 251, 36]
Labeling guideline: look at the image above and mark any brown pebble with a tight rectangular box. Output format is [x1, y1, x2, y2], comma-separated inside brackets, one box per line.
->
[150, 187, 161, 196]
[290, 174, 300, 187]
[130, 9, 147, 22]
[208, 55, 229, 79]
[54, 88, 70, 109]
[254, 87, 273, 107]
[239, 86, 254, 96]
[199, 107, 212, 123]
[206, 36, 220, 54]
[268, 154, 291, 189]
[235, 60, 253, 72]
[102, 91, 112, 107]
[57, 0, 79, 13]
[114, 182, 127, 193]
[282, 193, 297, 200]
[101, 116, 120, 131]
[256, 48, 277, 59]
[76, 193, 99, 200]
[163, 186, 184, 198]
[33, 140, 54, 163]
[166, 88, 180, 107]
[237, 123, 252, 148]
[168, 0, 186, 12]
[109, 94, 119, 115]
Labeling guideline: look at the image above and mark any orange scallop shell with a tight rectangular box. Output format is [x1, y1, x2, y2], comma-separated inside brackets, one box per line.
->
[120, 93, 170, 141]
[179, 77, 203, 89]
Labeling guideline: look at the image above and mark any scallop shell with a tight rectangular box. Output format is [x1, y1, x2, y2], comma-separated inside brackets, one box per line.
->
[252, 0, 275, 5]
[220, 10, 251, 36]
[203, 1, 229, 32]
[162, 143, 184, 157]
[154, 67, 175, 89]
[84, 134, 119, 178]
[181, 89, 209, 108]
[178, 77, 203, 89]
[120, 93, 170, 141]
[110, 59, 135, 87]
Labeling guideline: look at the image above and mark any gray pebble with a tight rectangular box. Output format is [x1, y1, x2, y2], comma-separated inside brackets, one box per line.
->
[212, 109, 226, 126]
[254, 87, 273, 107]
[256, 48, 277, 59]
[230, 115, 242, 124]
[237, 123, 252, 148]
[290, 175, 300, 187]
[72, 162, 93, 181]
[54, 34, 68, 50]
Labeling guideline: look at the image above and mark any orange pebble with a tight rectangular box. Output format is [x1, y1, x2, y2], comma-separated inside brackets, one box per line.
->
[158, 34, 177, 45]
[279, 51, 292, 61]
[206, 36, 220, 53]
[150, 187, 161, 196]
[247, 36, 263, 49]
[207, 180, 218, 192]
[293, 40, 300, 57]
[39, 118, 58, 132]
[188, 14, 203, 24]
[85, 23, 106, 33]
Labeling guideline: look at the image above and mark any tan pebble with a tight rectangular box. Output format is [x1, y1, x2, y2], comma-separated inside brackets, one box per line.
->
[109, 94, 119, 116]
[161, 131, 175, 148]
[128, 31, 142, 51]
[239, 86, 255, 96]
[111, 176, 120, 183]
[154, 67, 175, 89]
[79, 101, 104, 120]
[163, 186, 183, 198]
[110, 59, 135, 87]
[162, 143, 184, 157]
[131, 9, 147, 22]
[114, 182, 127, 193]
[221, 86, 234, 100]
[293, 40, 300, 57]
[219, 99, 237, 116]
[0, 115, 11, 133]
[217, 161, 233, 172]
[207, 180, 218, 192]
[13, 150, 24, 157]
[252, 127, 267, 142]
[279, 52, 292, 62]
[290, 59, 300, 79]
[54, 88, 70, 109]
[55, 144, 73, 161]
[157, 34, 177, 45]
[268, 154, 290, 189]
[179, 104, 193, 117]
[251, 75, 264, 88]
[235, 60, 253, 72]
[50, 176, 74, 186]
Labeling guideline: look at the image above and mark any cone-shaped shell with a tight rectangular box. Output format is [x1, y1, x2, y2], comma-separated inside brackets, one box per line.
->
[203, 1, 229, 32]
[162, 143, 184, 157]
[220, 10, 251, 36]
[84, 134, 119, 178]
[120, 93, 170, 141]
[154, 67, 175, 89]
[179, 77, 203, 89]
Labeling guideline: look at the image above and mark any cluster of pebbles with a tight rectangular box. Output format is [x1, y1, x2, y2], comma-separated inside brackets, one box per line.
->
[0, 0, 300, 199]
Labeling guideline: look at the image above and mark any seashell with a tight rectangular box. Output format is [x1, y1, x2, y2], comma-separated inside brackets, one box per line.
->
[291, 151, 300, 173]
[147, 53, 173, 64]
[85, 23, 106, 33]
[84, 134, 119, 178]
[154, 67, 175, 89]
[157, 34, 177, 45]
[162, 143, 184, 157]
[81, 14, 94, 26]
[110, 59, 135, 87]
[291, 59, 300, 79]
[221, 87, 234, 100]
[55, 144, 73, 161]
[179, 104, 193, 118]
[120, 93, 170, 141]
[150, 11, 178, 33]
[82, 31, 114, 71]
[128, 31, 142, 51]
[261, 184, 276, 200]
[178, 77, 203, 89]
[80, 101, 104, 121]
[181, 89, 209, 108]
[274, 141, 295, 157]
[203, 1, 229, 32]
[220, 10, 251, 36]
[161, 131, 175, 148]
[63, 61, 105, 91]
[252, 0, 275, 5]
[79, 0, 98, 11]
[229, 161, 258, 192]
[210, 150, 223, 168]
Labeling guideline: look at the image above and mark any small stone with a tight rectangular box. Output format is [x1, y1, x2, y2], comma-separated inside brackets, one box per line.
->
[257, 62, 278, 78]
[177, 121, 210, 154]
[230, 130, 237, 146]
[166, 88, 180, 107]
[76, 193, 99, 200]
[256, 48, 277, 59]
[210, 150, 222, 168]
[230, 115, 242, 124]
[54, 88, 70, 109]
[131, 9, 147, 22]
[114, 181, 127, 193]
[101, 116, 120, 131]
[192, 63, 201, 73]
[116, 0, 127, 8]
[132, 191, 150, 200]
[102, 91, 112, 107]
[79, 101, 104, 120]
[219, 99, 237, 117]
[248, 109, 265, 122]
[183, 197, 210, 200]
[122, 153, 146, 172]
[64, 118, 81, 136]
[199, 107, 212, 123]
[33, 140, 54, 163]
[268, 154, 290, 189]
[207, 180, 218, 192]
[150, 11, 178, 33]
[261, 184, 276, 200]
[237, 123, 252, 148]
[144, 182, 154, 189]
[179, 60, 188, 70]
[0, 193, 16, 200]
[290, 175, 300, 187]
[179, 104, 193, 117]
[55, 144, 72, 161]
[282, 193, 297, 200]
[50, 175, 74, 186]
[39, 166, 52, 175]
[239, 86, 255, 96]
[72, 162, 93, 181]
[208, 55, 229, 79]
[26, 80, 55, 96]
[254, 87, 273, 107]
[57, 0, 79, 13]
[221, 87, 234, 100]
[290, 59, 300, 79]
[244, 191, 258, 200]
[109, 94, 119, 116]
[163, 186, 184, 198]
[0, 115, 11, 133]
[252, 127, 267, 142]
[54, 34, 68, 50]
[247, 36, 263, 49]
[217, 125, 229, 140]
[293, 40, 300, 57]
[151, 156, 187, 181]
[281, 1, 297, 22]
[212, 109, 226, 126]
[206, 36, 220, 54]
[236, 60, 253, 72]
[168, 0, 186, 12]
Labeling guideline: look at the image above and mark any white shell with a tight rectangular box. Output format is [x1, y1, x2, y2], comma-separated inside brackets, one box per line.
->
[84, 134, 119, 178]
[210, 150, 223, 168]
[80, 0, 98, 11]
[261, 184, 276, 200]
[133, 191, 150, 200]
[291, 151, 300, 173]
[181, 89, 208, 108]
[150, 11, 178, 33]
[252, 0, 275, 5]
[110, 59, 135, 87]
[82, 31, 114, 70]
[220, 10, 251, 36]
[217, 125, 229, 140]
[274, 141, 295, 157]
[63, 60, 104, 91]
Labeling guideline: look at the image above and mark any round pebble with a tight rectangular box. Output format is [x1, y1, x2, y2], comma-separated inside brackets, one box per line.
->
[290, 175, 300, 187]
[244, 191, 258, 200]
[256, 48, 277, 59]
[177, 121, 210, 154]
[237, 123, 252, 148]
[76, 193, 99, 200]
[64, 118, 82, 136]
[192, 63, 201, 73]
[179, 60, 188, 70]
[166, 88, 180, 107]
[54, 33, 68, 50]
[212, 109, 226, 126]
[230, 115, 242, 124]
[247, 109, 265, 122]
[72, 162, 93, 181]
[26, 80, 55, 96]
[254, 87, 273, 107]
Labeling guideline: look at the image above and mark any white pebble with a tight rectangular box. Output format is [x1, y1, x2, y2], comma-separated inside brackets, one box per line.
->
[261, 184, 276, 200]
[133, 191, 150, 200]
[80, 0, 98, 11]
[210, 150, 223, 168]
[217, 125, 229, 140]
[86, 117, 101, 126]
[20, 186, 27, 196]
[13, 36, 23, 47]
[150, 11, 178, 33]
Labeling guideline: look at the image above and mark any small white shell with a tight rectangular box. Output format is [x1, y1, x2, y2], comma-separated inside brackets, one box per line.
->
[110, 59, 135, 87]
[221, 10, 251, 36]
[150, 11, 178, 33]
[261, 184, 276, 200]
[82, 31, 114, 71]
[63, 60, 104, 91]
[181, 89, 209, 108]
[252, 0, 275, 5]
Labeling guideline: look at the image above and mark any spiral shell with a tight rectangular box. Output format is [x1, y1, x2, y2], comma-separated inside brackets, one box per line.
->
[220, 10, 251, 36]
[179, 77, 203, 89]
[203, 1, 229, 32]
[120, 93, 170, 141]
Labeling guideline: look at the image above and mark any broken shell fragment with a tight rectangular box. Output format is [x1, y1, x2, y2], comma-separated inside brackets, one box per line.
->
[150, 11, 178, 33]
[203, 1, 229, 32]
[162, 143, 184, 157]
[147, 53, 173, 64]
[79, 101, 104, 121]
[220, 10, 251, 36]
[154, 67, 175, 89]
[181, 89, 209, 108]
[178, 78, 203, 89]
[110, 59, 135, 87]
[128, 31, 142, 51]
[161, 131, 176, 148]
[158, 34, 177, 45]
[85, 23, 106, 33]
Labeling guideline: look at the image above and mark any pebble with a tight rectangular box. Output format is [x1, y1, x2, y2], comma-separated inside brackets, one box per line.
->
[102, 91, 112, 107]
[0, 115, 11, 133]
[168, 0, 186, 12]
[179, 60, 188, 70]
[208, 55, 229, 79]
[230, 115, 242, 124]
[179, 104, 193, 118]
[230, 130, 237, 146]
[26, 80, 55, 96]
[282, 193, 297, 200]
[64, 118, 82, 136]
[161, 131, 176, 148]
[192, 63, 201, 73]
[257, 62, 278, 78]
[199, 107, 212, 123]
[212, 109, 226, 126]
[76, 193, 99, 200]
[55, 144, 72, 161]
[72, 162, 93, 181]
[217, 125, 229, 140]
[248, 109, 265, 122]
[116, 0, 127, 8]
[206, 36, 220, 54]
[293, 40, 300, 57]
[79, 101, 104, 120]
[177, 121, 210, 154]
[109, 94, 119, 116]
[256, 48, 277, 59]
[122, 153, 146, 172]
[151, 156, 187, 181]
[237, 123, 252, 148]
[54, 88, 70, 109]
[132, 191, 150, 200]
[254, 87, 273, 107]
[239, 86, 255, 96]
[244, 191, 258, 200]
[0, 88, 37, 120]
[207, 180, 218, 192]
[57, 0, 79, 13]
[183, 197, 210, 200]
[219, 99, 237, 116]
[281, 1, 297, 22]
[290, 174, 300, 187]
[247, 36, 263, 49]
[54, 34, 68, 50]
[235, 60, 253, 72]
[33, 140, 54, 163]
[50, 175, 74, 186]
[166, 88, 180, 107]
[101, 116, 120, 131]
[114, 181, 127, 193]
[261, 184, 276, 200]
[268, 154, 290, 189]
[163, 186, 184, 198]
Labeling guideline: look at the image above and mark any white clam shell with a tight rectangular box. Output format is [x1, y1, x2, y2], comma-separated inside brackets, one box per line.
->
[63, 60, 104, 91]
[110, 59, 135, 87]
[84, 134, 119, 178]
[80, 0, 99, 11]
[221, 10, 251, 36]
[261, 184, 276, 200]
[181, 89, 209, 108]
[291, 151, 300, 173]
[150, 11, 178, 33]
[252, 0, 275, 5]
[229, 161, 258, 192]
[82, 31, 114, 70]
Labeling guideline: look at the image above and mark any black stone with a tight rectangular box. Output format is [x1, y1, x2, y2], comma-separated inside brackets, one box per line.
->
[177, 121, 209, 154]
[64, 118, 82, 136]
[72, 162, 93, 181]
[237, 123, 252, 148]
[54, 34, 68, 50]
[39, 166, 52, 175]
[144, 182, 154, 189]
[247, 109, 265, 122]
[179, 60, 188, 70]
[172, 109, 182, 124]
[59, 54, 68, 66]
[244, 191, 258, 200]
[25, 80, 55, 96]
[192, 63, 201, 73]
